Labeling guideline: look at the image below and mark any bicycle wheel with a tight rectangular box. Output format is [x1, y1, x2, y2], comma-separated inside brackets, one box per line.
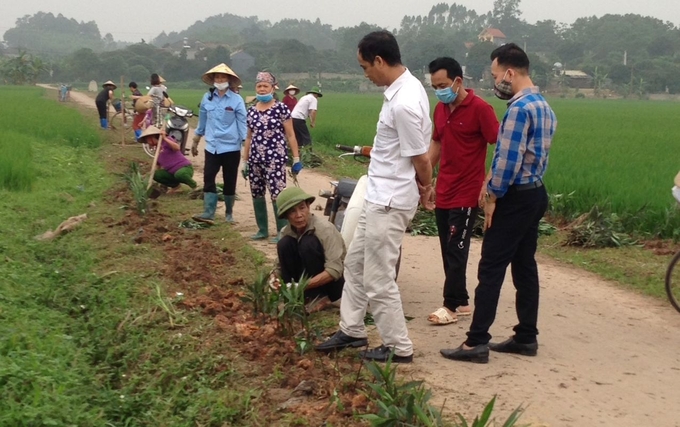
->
[142, 142, 156, 158]
[665, 251, 680, 313]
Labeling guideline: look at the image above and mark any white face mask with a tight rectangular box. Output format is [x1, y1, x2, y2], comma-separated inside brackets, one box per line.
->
[288, 90, 296, 96]
[214, 81, 229, 91]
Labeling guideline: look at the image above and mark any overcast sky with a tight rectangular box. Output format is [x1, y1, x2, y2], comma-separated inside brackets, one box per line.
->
[2, 0, 679, 43]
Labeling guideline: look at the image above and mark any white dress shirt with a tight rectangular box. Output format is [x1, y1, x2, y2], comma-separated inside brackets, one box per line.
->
[365, 69, 431, 210]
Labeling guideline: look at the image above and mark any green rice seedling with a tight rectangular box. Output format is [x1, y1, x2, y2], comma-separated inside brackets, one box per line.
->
[0, 86, 100, 149]
[0, 131, 35, 191]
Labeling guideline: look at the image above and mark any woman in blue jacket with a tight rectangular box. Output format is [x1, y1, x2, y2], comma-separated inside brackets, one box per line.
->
[191, 63, 247, 223]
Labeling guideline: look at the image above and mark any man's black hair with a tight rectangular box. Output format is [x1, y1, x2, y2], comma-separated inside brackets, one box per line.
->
[428, 57, 463, 80]
[490, 43, 530, 71]
[129, 81, 138, 88]
[357, 30, 402, 66]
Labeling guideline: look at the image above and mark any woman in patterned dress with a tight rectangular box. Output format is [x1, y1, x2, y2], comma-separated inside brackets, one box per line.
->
[242, 71, 304, 243]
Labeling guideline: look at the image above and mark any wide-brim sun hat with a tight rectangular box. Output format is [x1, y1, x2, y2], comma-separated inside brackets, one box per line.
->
[284, 84, 300, 95]
[139, 125, 161, 143]
[202, 63, 242, 87]
[306, 86, 323, 97]
[276, 187, 316, 219]
[103, 80, 117, 89]
[159, 75, 166, 83]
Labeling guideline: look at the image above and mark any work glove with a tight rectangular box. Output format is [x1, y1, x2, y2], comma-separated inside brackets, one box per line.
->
[240, 161, 249, 180]
[191, 134, 201, 157]
[291, 157, 303, 175]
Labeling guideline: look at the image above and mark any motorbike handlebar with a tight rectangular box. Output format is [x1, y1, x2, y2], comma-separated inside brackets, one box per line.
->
[336, 145, 356, 153]
[335, 144, 372, 158]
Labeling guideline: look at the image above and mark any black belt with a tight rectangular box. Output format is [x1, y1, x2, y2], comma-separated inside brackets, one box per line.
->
[510, 180, 543, 192]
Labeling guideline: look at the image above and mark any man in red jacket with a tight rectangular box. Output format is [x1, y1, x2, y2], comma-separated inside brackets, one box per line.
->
[426, 57, 499, 326]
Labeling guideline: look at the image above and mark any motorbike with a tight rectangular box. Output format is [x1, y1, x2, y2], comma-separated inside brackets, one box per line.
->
[142, 104, 194, 158]
[318, 144, 402, 278]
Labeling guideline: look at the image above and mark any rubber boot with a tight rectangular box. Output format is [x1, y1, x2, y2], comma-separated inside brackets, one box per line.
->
[134, 129, 142, 141]
[100, 118, 108, 129]
[224, 195, 235, 223]
[192, 192, 217, 224]
[270, 201, 288, 244]
[251, 197, 269, 240]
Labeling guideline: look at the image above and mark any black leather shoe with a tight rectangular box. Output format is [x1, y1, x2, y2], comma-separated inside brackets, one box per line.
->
[440, 344, 489, 364]
[359, 345, 413, 364]
[315, 330, 368, 352]
[489, 337, 538, 356]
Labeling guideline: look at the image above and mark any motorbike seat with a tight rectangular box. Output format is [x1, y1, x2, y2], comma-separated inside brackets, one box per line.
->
[336, 178, 358, 198]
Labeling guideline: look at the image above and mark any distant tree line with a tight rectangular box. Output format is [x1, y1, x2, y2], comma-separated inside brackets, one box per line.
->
[3, 1, 680, 94]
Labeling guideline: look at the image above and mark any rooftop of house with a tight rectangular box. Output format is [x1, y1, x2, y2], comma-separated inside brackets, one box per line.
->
[479, 28, 507, 39]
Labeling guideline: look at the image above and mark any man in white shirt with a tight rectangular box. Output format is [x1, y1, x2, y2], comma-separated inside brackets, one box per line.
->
[290, 87, 322, 147]
[315, 30, 434, 363]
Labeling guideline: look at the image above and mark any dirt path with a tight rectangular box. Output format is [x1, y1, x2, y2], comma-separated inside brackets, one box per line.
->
[54, 85, 680, 426]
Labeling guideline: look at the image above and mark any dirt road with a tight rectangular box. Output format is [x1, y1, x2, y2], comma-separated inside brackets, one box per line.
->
[57, 85, 680, 426]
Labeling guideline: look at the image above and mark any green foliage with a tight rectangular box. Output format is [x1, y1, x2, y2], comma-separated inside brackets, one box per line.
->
[276, 276, 311, 337]
[0, 86, 266, 426]
[565, 206, 637, 248]
[0, 86, 100, 148]
[361, 357, 443, 426]
[0, 50, 49, 85]
[123, 162, 149, 215]
[243, 269, 280, 318]
[3, 12, 104, 58]
[544, 98, 680, 237]
[0, 86, 99, 193]
[299, 146, 323, 168]
[410, 208, 438, 237]
[453, 396, 524, 427]
[0, 131, 35, 191]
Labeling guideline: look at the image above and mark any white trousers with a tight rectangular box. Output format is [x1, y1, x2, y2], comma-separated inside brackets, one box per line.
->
[339, 200, 417, 356]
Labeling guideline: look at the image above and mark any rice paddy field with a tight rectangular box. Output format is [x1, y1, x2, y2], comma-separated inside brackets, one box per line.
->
[162, 89, 680, 238]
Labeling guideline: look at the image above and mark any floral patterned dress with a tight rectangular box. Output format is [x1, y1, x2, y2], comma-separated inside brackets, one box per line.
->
[246, 102, 291, 199]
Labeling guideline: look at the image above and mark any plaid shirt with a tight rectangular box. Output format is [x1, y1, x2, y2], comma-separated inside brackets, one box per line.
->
[488, 87, 556, 198]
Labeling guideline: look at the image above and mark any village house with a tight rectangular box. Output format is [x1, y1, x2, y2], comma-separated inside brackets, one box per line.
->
[478, 28, 507, 46]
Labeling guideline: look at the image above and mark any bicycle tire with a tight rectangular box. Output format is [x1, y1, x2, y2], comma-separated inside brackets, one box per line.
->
[142, 143, 156, 158]
[664, 250, 680, 313]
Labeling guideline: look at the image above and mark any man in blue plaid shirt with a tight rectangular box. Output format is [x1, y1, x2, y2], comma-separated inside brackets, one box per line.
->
[441, 43, 557, 364]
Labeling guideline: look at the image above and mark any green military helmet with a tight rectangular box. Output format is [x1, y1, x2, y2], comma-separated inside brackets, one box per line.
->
[276, 187, 316, 219]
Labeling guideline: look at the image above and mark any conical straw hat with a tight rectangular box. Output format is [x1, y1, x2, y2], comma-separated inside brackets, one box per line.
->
[103, 80, 117, 89]
[139, 126, 161, 143]
[284, 84, 300, 95]
[202, 63, 241, 87]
